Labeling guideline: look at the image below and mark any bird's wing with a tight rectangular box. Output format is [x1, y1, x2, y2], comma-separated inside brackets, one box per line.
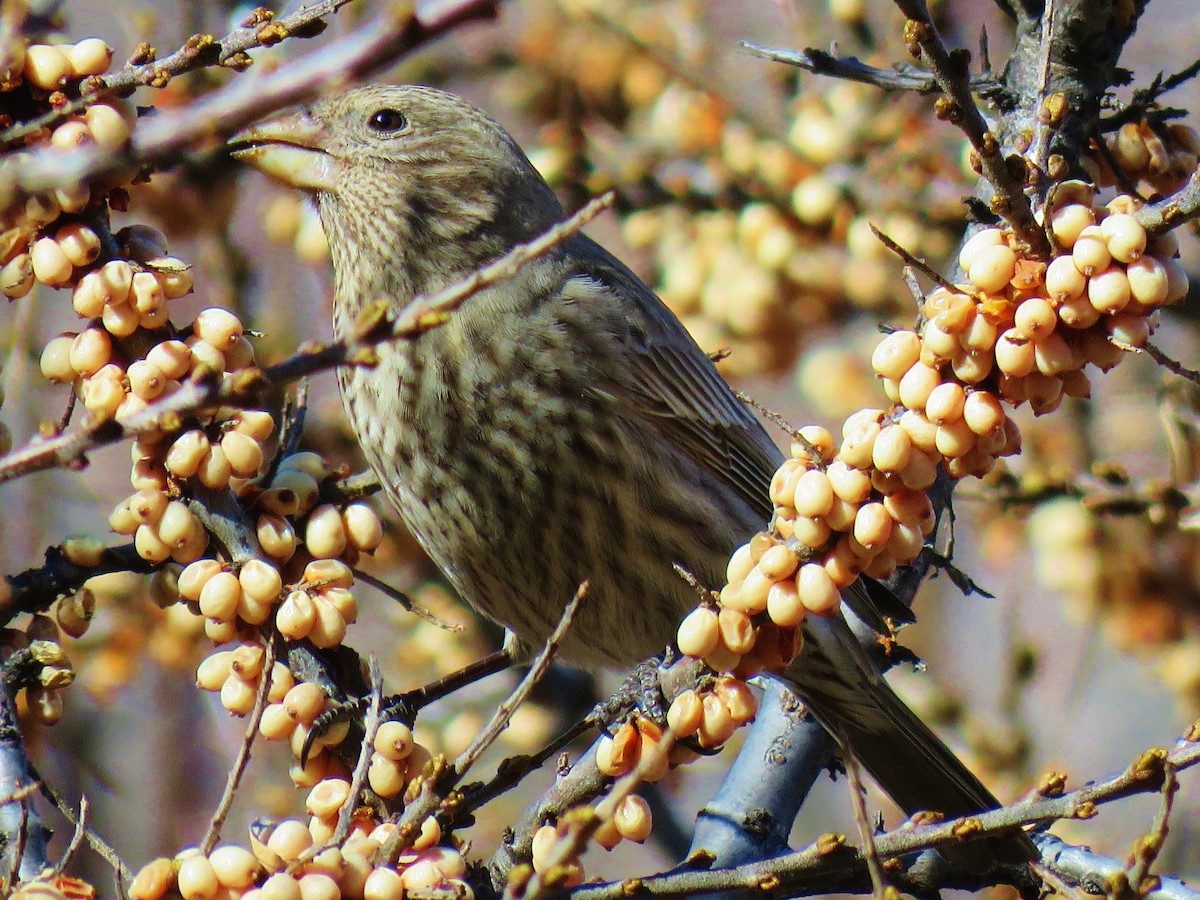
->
[561, 237, 782, 520]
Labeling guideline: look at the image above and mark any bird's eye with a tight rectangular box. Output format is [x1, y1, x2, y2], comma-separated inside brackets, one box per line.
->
[368, 109, 408, 134]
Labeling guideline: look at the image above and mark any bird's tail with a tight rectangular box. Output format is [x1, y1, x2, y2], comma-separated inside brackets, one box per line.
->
[785, 615, 1035, 869]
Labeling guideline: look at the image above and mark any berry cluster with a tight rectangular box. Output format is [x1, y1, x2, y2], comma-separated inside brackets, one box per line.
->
[674, 185, 1190, 715]
[127, 785, 471, 900]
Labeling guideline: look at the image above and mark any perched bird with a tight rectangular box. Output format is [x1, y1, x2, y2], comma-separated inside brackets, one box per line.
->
[231, 84, 1028, 862]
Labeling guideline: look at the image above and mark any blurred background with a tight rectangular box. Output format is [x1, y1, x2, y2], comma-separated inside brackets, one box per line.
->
[8, 0, 1200, 888]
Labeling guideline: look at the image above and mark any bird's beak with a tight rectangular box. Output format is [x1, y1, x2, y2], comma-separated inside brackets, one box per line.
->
[229, 110, 339, 191]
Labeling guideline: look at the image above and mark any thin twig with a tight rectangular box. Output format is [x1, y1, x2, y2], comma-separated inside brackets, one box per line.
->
[841, 744, 888, 899]
[32, 773, 129, 882]
[350, 567, 462, 631]
[379, 582, 588, 866]
[50, 796, 88, 877]
[741, 41, 942, 93]
[869, 223, 963, 295]
[1119, 340, 1200, 385]
[1126, 763, 1178, 893]
[200, 632, 278, 854]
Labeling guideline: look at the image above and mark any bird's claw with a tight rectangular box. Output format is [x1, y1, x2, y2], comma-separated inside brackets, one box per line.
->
[301, 692, 418, 767]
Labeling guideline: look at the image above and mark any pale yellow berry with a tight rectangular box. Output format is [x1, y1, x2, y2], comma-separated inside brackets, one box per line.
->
[93, 261, 132, 307]
[52, 121, 91, 151]
[1087, 265, 1131, 313]
[766, 577, 806, 626]
[1058, 293, 1102, 329]
[298, 873, 340, 900]
[199, 571, 242, 622]
[177, 856, 220, 900]
[277, 591, 317, 640]
[1034, 331, 1077, 375]
[725, 543, 754, 584]
[1025, 372, 1065, 415]
[24, 44, 70, 90]
[1072, 228, 1112, 276]
[40, 336, 76, 383]
[196, 651, 234, 691]
[307, 597, 348, 648]
[792, 515, 831, 549]
[372, 721, 415, 761]
[961, 313, 998, 352]
[758, 543, 799, 579]
[666, 689, 704, 738]
[1050, 203, 1095, 247]
[852, 502, 893, 552]
[342, 503, 383, 553]
[194, 308, 244, 350]
[1126, 255, 1169, 306]
[127, 360, 166, 401]
[1100, 212, 1146, 263]
[0, 252, 34, 299]
[362, 867, 404, 900]
[951, 348, 994, 384]
[100, 301, 139, 338]
[1107, 312, 1151, 347]
[1163, 256, 1190, 304]
[67, 38, 113, 76]
[718, 607, 756, 654]
[898, 362, 941, 411]
[131, 271, 165, 315]
[222, 431, 264, 478]
[995, 329, 1035, 376]
[935, 418, 977, 459]
[921, 320, 959, 359]
[85, 103, 131, 149]
[197, 444, 232, 490]
[826, 459, 871, 504]
[870, 330, 921, 380]
[187, 338, 226, 375]
[1045, 254, 1087, 302]
[697, 691, 738, 747]
[266, 819, 314, 861]
[166, 430, 211, 479]
[839, 418, 881, 469]
[871, 423, 912, 473]
[962, 391, 1004, 436]
[968, 243, 1017, 293]
[367, 752, 407, 797]
[925, 382, 965, 426]
[792, 469, 834, 517]
[1014, 297, 1057, 340]
[156, 500, 199, 546]
[221, 674, 258, 715]
[31, 237, 72, 286]
[233, 410, 275, 441]
[305, 504, 348, 559]
[957, 227, 1004, 273]
[614, 795, 653, 842]
[797, 562, 840, 614]
[677, 606, 719, 658]
[261, 873, 302, 900]
[824, 495, 859, 532]
[257, 515, 298, 561]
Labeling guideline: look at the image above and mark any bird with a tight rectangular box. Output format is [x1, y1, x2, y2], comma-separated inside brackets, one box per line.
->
[230, 83, 1031, 865]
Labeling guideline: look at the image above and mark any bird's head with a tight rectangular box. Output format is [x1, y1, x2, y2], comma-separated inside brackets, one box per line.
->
[230, 84, 565, 302]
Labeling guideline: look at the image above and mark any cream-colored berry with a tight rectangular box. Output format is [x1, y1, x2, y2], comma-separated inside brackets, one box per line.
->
[870, 330, 921, 380]
[925, 382, 966, 426]
[1087, 265, 1131, 313]
[1072, 228, 1112, 276]
[995, 329, 1035, 376]
[40, 336, 76, 383]
[792, 469, 834, 517]
[1014, 297, 1057, 340]
[0, 252, 34, 299]
[24, 44, 70, 90]
[968, 243, 1018, 293]
[957, 227, 1004, 273]
[194, 308, 244, 350]
[1050, 203, 1095, 247]
[614, 795, 653, 843]
[199, 571, 242, 622]
[222, 431, 264, 478]
[257, 515, 298, 561]
[1100, 212, 1146, 263]
[677, 606, 720, 658]
[1045, 254, 1087, 301]
[85, 103, 131, 149]
[898, 362, 941, 411]
[797, 562, 840, 614]
[305, 504, 348, 559]
[31, 237, 72, 286]
[1126, 255, 1169, 306]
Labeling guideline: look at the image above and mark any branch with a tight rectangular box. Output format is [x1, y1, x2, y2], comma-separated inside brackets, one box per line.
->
[740, 41, 943, 93]
[0, 0, 356, 151]
[0, 192, 613, 486]
[0, 0, 498, 209]
[1134, 166, 1200, 234]
[892, 0, 1049, 256]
